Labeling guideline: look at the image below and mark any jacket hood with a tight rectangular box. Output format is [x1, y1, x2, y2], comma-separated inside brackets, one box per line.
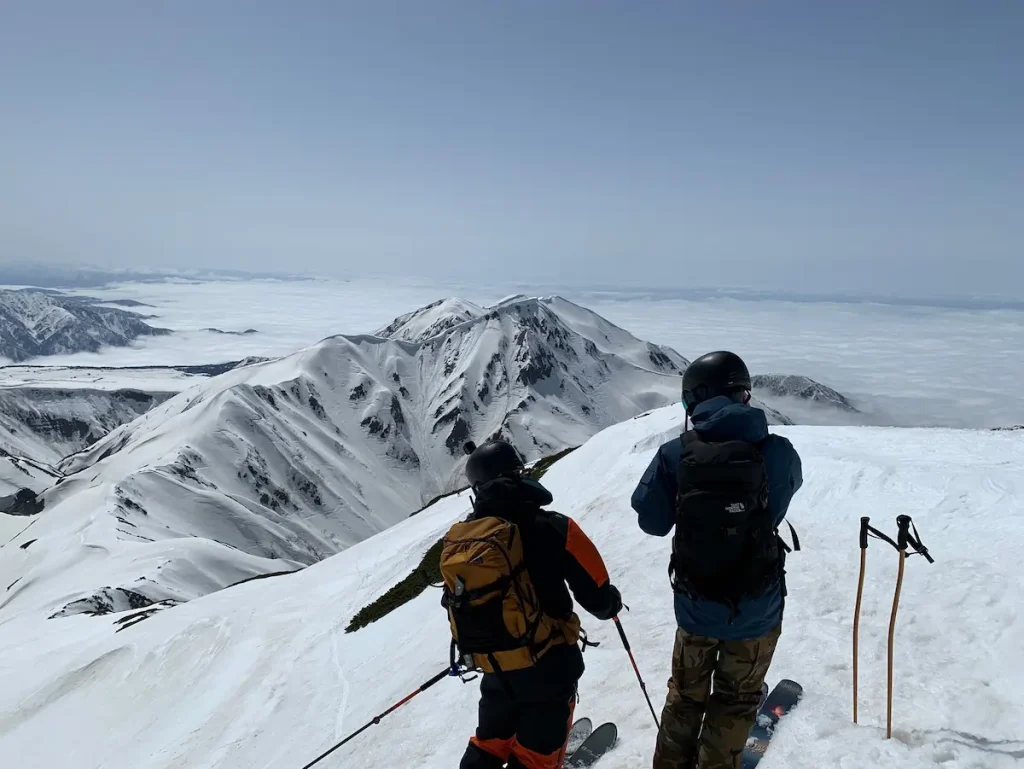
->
[690, 395, 769, 444]
[470, 476, 554, 521]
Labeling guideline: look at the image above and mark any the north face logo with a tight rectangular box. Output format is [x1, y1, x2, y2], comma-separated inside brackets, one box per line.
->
[725, 502, 746, 514]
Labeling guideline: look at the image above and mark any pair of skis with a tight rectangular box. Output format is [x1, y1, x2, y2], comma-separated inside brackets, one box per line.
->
[564, 719, 616, 768]
[563, 679, 802, 769]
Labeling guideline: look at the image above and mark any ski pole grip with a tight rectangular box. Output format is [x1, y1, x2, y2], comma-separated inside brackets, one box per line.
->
[860, 517, 870, 549]
[422, 667, 452, 691]
[896, 515, 911, 551]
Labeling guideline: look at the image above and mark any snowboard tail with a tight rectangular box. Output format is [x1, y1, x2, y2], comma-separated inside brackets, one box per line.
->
[741, 679, 803, 769]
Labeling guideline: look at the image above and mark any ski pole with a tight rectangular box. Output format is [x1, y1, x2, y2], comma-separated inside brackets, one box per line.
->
[886, 516, 908, 740]
[853, 516, 869, 724]
[299, 666, 452, 769]
[613, 616, 660, 730]
[886, 514, 933, 740]
[852, 516, 901, 725]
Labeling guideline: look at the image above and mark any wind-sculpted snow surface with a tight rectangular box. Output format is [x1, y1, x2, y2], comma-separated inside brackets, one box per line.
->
[0, 296, 714, 621]
[0, 289, 170, 362]
[0, 407, 1020, 768]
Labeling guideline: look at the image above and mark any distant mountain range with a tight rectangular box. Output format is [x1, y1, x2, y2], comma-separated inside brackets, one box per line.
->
[0, 292, 897, 626]
[0, 358, 870, 478]
[0, 263, 313, 289]
[0, 289, 170, 362]
[0, 295, 716, 620]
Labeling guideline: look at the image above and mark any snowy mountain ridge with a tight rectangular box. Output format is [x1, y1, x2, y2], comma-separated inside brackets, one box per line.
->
[0, 295, 726, 623]
[0, 289, 170, 362]
[0, 361, 879, 476]
[752, 373, 859, 412]
[0, 387, 174, 464]
[0, 405, 1020, 769]
[375, 297, 487, 342]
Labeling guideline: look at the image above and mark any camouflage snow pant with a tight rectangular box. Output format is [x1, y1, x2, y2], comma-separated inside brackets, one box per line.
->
[652, 623, 781, 769]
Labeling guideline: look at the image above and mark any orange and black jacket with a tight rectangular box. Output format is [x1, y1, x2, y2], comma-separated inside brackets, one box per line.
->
[461, 476, 619, 622]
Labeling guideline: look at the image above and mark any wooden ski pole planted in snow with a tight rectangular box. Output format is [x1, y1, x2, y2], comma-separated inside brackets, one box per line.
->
[853, 517, 869, 724]
[853, 517, 898, 725]
[886, 516, 910, 740]
[885, 514, 933, 739]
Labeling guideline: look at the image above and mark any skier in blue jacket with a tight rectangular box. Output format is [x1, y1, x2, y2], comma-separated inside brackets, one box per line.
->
[631, 350, 803, 769]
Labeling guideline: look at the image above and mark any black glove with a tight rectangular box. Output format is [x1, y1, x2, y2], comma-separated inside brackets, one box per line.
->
[598, 584, 623, 621]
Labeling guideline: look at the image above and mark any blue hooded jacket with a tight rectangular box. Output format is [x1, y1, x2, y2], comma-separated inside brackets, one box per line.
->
[630, 396, 803, 640]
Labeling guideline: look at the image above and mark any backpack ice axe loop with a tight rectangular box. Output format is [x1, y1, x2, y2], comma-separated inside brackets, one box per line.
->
[448, 638, 480, 684]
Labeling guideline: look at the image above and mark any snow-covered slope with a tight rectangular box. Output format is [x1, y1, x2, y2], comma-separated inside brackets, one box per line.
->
[0, 361, 265, 463]
[0, 289, 170, 362]
[0, 513, 32, 548]
[0, 407, 1020, 769]
[0, 449, 60, 497]
[0, 296, 714, 621]
[0, 364, 210, 393]
[0, 387, 174, 464]
[375, 297, 486, 342]
[0, 450, 60, 546]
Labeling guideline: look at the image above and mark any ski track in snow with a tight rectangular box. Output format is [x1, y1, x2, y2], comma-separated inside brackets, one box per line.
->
[0, 406, 1021, 768]
[0, 513, 40, 549]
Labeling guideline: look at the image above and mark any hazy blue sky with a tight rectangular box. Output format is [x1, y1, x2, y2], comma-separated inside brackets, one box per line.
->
[1, 2, 1021, 296]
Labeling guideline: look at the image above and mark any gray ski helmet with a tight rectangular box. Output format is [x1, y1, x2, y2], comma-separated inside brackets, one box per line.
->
[463, 439, 525, 487]
[681, 350, 751, 414]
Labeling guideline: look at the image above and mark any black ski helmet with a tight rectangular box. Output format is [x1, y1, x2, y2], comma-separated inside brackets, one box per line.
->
[681, 350, 751, 414]
[463, 439, 525, 487]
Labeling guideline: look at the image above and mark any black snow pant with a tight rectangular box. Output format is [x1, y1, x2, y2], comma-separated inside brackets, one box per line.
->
[460, 644, 585, 769]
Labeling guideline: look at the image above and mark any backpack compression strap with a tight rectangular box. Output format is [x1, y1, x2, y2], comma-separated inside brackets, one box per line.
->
[780, 521, 800, 552]
[451, 562, 528, 604]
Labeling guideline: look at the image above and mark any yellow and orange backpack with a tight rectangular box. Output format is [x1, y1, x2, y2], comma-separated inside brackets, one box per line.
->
[440, 516, 580, 674]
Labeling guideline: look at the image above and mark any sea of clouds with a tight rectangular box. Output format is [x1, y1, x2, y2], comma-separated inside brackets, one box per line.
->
[6, 277, 1022, 430]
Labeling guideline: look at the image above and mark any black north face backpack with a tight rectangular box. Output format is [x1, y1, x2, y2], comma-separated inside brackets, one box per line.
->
[669, 430, 798, 614]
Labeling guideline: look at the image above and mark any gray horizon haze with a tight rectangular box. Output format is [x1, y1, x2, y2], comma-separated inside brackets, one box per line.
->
[1, 1, 1021, 297]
